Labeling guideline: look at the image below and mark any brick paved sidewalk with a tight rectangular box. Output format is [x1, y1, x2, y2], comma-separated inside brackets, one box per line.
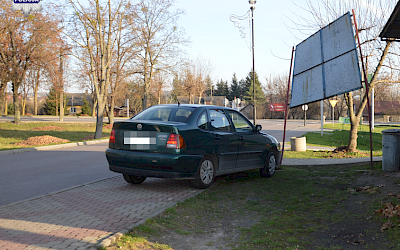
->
[0, 176, 202, 250]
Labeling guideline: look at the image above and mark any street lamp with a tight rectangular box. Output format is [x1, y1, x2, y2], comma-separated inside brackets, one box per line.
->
[249, 0, 256, 125]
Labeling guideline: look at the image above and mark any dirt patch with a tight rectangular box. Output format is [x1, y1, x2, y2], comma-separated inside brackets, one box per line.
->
[32, 126, 66, 131]
[15, 135, 70, 146]
[318, 146, 370, 158]
[103, 124, 113, 129]
[81, 134, 95, 141]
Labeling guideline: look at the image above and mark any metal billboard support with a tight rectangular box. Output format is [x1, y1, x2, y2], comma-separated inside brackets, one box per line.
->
[281, 46, 295, 166]
[352, 9, 374, 170]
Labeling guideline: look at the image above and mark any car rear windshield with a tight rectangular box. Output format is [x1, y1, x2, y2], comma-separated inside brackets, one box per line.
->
[132, 106, 196, 122]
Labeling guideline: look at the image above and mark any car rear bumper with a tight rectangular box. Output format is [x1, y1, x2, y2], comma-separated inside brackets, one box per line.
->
[105, 148, 203, 179]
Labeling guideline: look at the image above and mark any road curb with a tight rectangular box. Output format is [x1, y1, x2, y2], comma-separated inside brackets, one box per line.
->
[0, 139, 109, 156]
[281, 156, 383, 167]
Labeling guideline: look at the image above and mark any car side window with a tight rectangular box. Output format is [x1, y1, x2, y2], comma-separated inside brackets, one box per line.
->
[210, 110, 232, 132]
[197, 111, 209, 130]
[226, 110, 253, 133]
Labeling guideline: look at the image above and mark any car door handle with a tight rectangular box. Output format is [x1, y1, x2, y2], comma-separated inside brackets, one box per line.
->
[214, 136, 221, 140]
[239, 136, 244, 140]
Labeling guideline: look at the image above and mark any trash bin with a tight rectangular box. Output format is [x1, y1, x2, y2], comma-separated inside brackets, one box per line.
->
[382, 129, 400, 172]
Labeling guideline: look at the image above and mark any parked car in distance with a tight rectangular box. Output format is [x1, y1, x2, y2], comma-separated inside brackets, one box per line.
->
[105, 104, 281, 189]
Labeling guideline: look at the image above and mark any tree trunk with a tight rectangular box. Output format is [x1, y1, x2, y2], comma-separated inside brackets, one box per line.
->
[13, 90, 20, 125]
[92, 93, 97, 117]
[108, 96, 115, 125]
[348, 118, 360, 151]
[34, 84, 38, 115]
[55, 92, 58, 116]
[5, 83, 7, 115]
[0, 84, 5, 115]
[22, 96, 26, 116]
[94, 96, 105, 139]
[143, 83, 149, 110]
[34, 67, 40, 115]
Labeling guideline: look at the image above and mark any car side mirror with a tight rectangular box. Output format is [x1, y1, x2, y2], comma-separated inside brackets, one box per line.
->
[255, 124, 262, 132]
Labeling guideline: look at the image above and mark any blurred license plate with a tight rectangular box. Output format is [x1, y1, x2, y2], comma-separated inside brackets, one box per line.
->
[124, 131, 156, 150]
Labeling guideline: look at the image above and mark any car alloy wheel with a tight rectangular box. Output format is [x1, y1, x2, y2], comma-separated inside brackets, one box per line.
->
[200, 159, 214, 185]
[193, 156, 216, 189]
[260, 152, 276, 177]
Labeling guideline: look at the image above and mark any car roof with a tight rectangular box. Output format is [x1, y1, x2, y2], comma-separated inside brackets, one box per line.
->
[153, 104, 235, 110]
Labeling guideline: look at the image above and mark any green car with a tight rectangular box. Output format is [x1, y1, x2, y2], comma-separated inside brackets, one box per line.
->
[106, 104, 281, 189]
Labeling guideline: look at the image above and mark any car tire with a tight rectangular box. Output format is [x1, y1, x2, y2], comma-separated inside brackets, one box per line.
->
[123, 174, 146, 184]
[260, 152, 276, 177]
[192, 156, 216, 189]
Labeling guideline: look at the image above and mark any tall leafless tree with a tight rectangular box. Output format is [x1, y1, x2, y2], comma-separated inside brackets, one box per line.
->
[66, 0, 127, 139]
[126, 0, 189, 110]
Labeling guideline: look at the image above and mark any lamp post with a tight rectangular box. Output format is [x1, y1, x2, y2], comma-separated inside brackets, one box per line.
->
[249, 0, 256, 125]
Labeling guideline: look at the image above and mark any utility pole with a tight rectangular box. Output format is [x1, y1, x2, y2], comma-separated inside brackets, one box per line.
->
[249, 0, 256, 125]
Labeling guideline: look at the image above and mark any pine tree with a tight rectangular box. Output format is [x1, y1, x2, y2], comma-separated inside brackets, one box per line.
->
[43, 86, 57, 115]
[244, 71, 265, 105]
[81, 97, 91, 115]
[43, 87, 68, 115]
[230, 73, 241, 99]
[214, 79, 229, 97]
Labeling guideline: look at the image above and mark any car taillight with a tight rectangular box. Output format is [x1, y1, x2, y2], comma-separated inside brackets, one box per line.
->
[166, 134, 186, 149]
[109, 129, 116, 144]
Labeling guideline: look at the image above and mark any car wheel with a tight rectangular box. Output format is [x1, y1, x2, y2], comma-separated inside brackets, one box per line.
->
[123, 174, 146, 184]
[192, 156, 216, 189]
[260, 152, 276, 177]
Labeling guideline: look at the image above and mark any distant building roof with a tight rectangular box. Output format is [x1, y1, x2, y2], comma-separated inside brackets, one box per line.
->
[380, 1, 400, 40]
[66, 93, 92, 106]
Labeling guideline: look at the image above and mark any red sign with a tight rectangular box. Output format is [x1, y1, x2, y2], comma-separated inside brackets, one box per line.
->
[270, 103, 285, 112]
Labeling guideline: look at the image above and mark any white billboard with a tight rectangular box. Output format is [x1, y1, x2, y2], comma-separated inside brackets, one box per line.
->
[290, 12, 363, 108]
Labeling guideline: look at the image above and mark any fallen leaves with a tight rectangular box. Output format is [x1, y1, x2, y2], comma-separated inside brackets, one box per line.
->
[375, 193, 400, 231]
[348, 186, 380, 194]
[15, 135, 70, 146]
[344, 233, 365, 245]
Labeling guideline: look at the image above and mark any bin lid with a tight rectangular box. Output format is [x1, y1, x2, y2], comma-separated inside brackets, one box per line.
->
[382, 129, 400, 134]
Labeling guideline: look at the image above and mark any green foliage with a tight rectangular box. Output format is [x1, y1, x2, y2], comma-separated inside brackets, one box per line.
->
[244, 71, 265, 105]
[230, 73, 246, 100]
[43, 87, 68, 116]
[81, 97, 91, 115]
[7, 103, 14, 114]
[43, 87, 57, 115]
[214, 79, 229, 97]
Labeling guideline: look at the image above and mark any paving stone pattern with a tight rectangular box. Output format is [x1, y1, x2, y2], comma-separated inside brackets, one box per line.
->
[0, 176, 201, 250]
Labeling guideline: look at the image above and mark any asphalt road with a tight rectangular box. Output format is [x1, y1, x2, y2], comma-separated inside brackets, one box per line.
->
[0, 143, 117, 207]
[0, 118, 321, 207]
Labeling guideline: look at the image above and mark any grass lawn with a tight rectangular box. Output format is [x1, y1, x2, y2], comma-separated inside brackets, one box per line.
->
[105, 163, 400, 250]
[0, 121, 111, 151]
[284, 124, 400, 158]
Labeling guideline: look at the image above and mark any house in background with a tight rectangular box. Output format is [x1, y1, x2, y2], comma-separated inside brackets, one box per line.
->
[66, 93, 92, 115]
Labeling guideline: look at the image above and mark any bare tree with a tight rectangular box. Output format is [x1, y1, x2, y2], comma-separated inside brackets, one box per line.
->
[0, 1, 62, 124]
[291, 0, 399, 151]
[66, 0, 127, 139]
[126, 0, 189, 110]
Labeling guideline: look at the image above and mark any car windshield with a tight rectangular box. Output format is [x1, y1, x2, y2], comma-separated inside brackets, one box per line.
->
[132, 106, 195, 122]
